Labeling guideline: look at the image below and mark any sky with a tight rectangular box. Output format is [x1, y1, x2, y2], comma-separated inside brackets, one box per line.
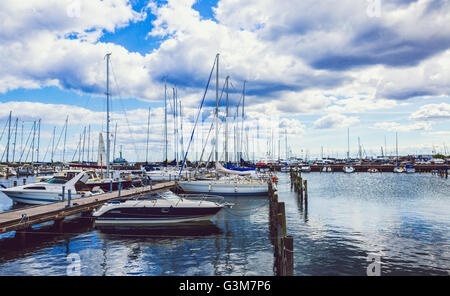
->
[0, 0, 449, 163]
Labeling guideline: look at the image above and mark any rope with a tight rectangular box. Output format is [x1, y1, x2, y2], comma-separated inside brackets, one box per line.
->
[178, 55, 217, 177]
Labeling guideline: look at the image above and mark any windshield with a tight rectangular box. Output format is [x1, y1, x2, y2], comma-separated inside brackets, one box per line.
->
[45, 178, 67, 184]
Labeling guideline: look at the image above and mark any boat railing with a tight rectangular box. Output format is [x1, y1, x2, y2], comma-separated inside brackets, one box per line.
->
[177, 193, 226, 205]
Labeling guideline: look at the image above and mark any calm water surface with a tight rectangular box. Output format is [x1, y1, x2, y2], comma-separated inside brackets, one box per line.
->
[0, 172, 448, 275]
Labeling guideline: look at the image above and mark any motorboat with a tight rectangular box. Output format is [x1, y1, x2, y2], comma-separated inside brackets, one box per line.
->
[36, 169, 134, 191]
[405, 164, 415, 173]
[393, 166, 405, 173]
[92, 192, 231, 226]
[0, 171, 92, 205]
[300, 165, 311, 172]
[145, 167, 180, 182]
[343, 165, 355, 173]
[0, 165, 17, 177]
[280, 166, 290, 172]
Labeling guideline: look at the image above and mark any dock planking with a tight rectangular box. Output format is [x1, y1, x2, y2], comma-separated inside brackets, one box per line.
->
[0, 181, 175, 235]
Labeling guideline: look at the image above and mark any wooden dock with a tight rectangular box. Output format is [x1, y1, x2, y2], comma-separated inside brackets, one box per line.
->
[0, 181, 175, 235]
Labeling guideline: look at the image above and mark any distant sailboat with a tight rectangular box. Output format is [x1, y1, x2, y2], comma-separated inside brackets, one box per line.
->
[393, 132, 404, 173]
[343, 128, 355, 173]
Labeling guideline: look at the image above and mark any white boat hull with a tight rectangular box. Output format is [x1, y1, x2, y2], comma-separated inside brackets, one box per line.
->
[343, 166, 355, 173]
[1, 191, 84, 205]
[177, 180, 268, 195]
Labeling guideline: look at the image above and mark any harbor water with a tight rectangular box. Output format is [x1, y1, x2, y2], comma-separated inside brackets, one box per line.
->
[0, 172, 448, 275]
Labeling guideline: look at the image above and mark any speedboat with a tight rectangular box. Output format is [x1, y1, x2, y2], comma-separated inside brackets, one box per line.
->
[343, 165, 355, 173]
[92, 193, 231, 226]
[36, 169, 133, 191]
[0, 171, 91, 205]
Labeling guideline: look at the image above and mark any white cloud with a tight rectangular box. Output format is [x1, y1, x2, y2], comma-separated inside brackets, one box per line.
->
[373, 121, 432, 132]
[313, 113, 359, 130]
[410, 103, 450, 121]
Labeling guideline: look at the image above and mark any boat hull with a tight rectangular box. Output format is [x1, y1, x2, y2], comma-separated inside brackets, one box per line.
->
[1, 190, 84, 205]
[177, 181, 268, 196]
[94, 204, 222, 226]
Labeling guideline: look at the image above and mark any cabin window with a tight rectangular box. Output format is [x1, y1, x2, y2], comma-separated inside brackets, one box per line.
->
[24, 186, 46, 190]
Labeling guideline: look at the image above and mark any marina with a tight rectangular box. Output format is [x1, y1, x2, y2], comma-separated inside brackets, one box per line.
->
[0, 1, 449, 280]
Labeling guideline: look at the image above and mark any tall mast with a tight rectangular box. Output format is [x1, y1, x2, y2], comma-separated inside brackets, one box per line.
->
[215, 53, 219, 164]
[37, 119, 41, 162]
[164, 76, 168, 166]
[63, 116, 68, 163]
[112, 122, 117, 162]
[225, 76, 229, 163]
[51, 126, 56, 163]
[6, 111, 11, 163]
[347, 128, 350, 160]
[241, 81, 246, 162]
[285, 129, 288, 160]
[105, 52, 111, 175]
[12, 118, 18, 163]
[358, 136, 361, 163]
[173, 86, 177, 163]
[146, 107, 151, 163]
[179, 91, 184, 167]
[87, 124, 90, 164]
[31, 121, 36, 165]
[396, 132, 399, 161]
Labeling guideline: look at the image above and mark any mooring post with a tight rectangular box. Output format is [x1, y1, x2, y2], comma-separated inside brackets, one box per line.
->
[67, 189, 72, 207]
[284, 236, 294, 276]
[304, 179, 308, 207]
[23, 178, 26, 185]
[13, 180, 17, 187]
[150, 178, 152, 190]
[110, 180, 113, 193]
[61, 186, 65, 202]
[118, 182, 122, 196]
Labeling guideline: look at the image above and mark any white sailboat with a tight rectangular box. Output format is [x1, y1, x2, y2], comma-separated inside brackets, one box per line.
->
[393, 132, 404, 173]
[177, 54, 268, 196]
[343, 128, 355, 173]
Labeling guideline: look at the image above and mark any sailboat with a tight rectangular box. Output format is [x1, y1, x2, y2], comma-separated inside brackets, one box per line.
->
[177, 54, 268, 196]
[393, 132, 404, 173]
[343, 128, 355, 173]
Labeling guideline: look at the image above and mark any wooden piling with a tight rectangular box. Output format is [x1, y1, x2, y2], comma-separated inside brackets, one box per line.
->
[267, 180, 294, 276]
[282, 236, 294, 276]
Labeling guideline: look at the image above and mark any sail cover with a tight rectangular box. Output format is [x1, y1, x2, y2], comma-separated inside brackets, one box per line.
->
[216, 162, 252, 175]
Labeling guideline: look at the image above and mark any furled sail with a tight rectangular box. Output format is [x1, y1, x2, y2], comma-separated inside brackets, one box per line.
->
[215, 162, 252, 176]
